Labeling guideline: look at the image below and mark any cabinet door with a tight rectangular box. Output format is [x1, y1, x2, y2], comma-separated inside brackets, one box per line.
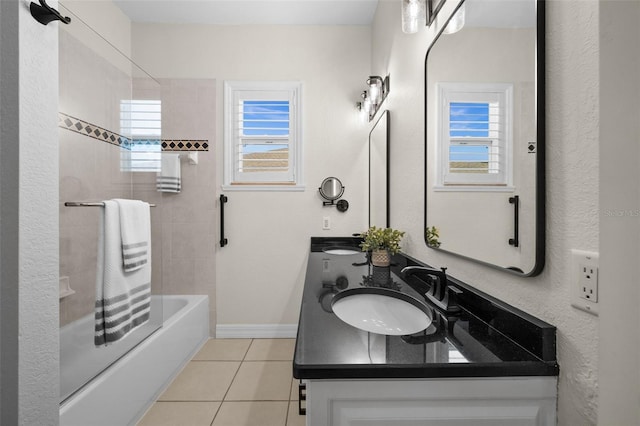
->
[307, 378, 557, 426]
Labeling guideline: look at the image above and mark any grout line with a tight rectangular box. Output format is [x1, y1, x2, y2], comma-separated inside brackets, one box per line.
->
[285, 379, 294, 426]
[217, 339, 252, 406]
[149, 338, 299, 425]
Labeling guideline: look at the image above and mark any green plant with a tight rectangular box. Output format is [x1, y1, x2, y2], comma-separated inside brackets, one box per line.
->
[360, 226, 405, 255]
[425, 226, 441, 248]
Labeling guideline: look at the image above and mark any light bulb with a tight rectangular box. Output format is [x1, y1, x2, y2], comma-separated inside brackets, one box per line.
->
[402, 0, 426, 34]
[443, 4, 466, 34]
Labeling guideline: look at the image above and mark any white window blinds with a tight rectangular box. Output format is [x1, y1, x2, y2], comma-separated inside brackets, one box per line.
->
[120, 100, 162, 172]
[224, 81, 303, 189]
[436, 83, 513, 187]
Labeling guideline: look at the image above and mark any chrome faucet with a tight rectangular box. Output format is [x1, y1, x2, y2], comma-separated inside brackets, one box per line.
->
[401, 266, 461, 313]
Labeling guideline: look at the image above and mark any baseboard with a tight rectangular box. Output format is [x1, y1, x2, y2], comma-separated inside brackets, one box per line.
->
[215, 324, 298, 338]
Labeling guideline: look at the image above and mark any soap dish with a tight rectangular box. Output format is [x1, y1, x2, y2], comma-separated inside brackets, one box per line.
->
[59, 276, 75, 299]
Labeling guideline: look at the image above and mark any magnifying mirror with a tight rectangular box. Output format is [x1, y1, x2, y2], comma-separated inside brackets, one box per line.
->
[320, 177, 345, 200]
[319, 177, 349, 212]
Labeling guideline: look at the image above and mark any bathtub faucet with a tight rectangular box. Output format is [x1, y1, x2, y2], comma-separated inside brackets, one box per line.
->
[401, 266, 461, 313]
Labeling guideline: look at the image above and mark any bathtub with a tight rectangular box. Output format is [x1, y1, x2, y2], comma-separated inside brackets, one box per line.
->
[59, 295, 209, 426]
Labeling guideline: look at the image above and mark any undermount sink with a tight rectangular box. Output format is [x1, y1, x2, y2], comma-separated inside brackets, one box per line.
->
[331, 287, 432, 335]
[322, 246, 361, 255]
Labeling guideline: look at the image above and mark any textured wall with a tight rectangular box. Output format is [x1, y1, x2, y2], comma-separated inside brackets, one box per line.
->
[372, 0, 599, 424]
[0, 0, 60, 423]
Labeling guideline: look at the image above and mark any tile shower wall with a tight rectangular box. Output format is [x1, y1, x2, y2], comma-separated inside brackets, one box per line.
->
[58, 28, 145, 326]
[133, 79, 217, 335]
[59, 26, 217, 334]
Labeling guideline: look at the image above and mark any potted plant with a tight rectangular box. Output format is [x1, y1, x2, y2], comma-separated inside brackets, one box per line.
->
[360, 226, 405, 267]
[425, 226, 441, 248]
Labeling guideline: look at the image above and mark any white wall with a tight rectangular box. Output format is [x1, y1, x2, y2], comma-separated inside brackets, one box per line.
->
[0, 0, 59, 424]
[372, 0, 599, 425]
[60, 0, 132, 58]
[598, 1, 640, 424]
[132, 24, 371, 328]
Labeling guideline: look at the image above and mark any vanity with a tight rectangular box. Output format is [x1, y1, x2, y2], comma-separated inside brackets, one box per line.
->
[293, 237, 559, 426]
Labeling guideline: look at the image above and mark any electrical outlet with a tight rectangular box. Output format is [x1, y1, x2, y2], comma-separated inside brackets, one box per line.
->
[570, 249, 599, 316]
[322, 216, 330, 230]
[579, 264, 598, 302]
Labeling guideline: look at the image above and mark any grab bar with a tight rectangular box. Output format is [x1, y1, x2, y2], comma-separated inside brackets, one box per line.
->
[508, 195, 519, 247]
[65, 202, 156, 207]
[220, 194, 228, 247]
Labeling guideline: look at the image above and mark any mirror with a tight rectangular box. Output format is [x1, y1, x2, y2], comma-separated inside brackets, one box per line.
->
[424, 0, 544, 276]
[369, 111, 390, 228]
[320, 177, 345, 201]
[319, 177, 349, 212]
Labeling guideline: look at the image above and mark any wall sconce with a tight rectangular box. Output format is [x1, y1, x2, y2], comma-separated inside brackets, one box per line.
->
[402, 0, 426, 34]
[356, 75, 390, 122]
[442, 3, 466, 34]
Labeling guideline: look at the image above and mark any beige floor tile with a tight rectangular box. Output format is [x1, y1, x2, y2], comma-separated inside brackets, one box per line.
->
[286, 401, 306, 426]
[244, 339, 296, 361]
[159, 361, 240, 401]
[290, 378, 299, 401]
[192, 338, 252, 361]
[212, 401, 288, 426]
[225, 361, 292, 401]
[137, 401, 220, 426]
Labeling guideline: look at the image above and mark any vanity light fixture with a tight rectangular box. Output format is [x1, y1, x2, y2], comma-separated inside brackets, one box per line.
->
[402, 0, 426, 34]
[443, 3, 466, 34]
[356, 76, 390, 122]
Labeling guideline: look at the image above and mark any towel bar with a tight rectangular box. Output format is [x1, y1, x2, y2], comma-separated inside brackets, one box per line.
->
[65, 202, 157, 207]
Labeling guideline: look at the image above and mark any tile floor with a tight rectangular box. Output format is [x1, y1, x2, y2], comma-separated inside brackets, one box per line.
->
[137, 338, 304, 426]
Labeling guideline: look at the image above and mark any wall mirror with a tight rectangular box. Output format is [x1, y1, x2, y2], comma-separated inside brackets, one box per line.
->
[369, 110, 390, 228]
[424, 0, 544, 276]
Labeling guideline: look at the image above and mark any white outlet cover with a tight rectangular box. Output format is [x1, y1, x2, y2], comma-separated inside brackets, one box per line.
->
[570, 249, 599, 316]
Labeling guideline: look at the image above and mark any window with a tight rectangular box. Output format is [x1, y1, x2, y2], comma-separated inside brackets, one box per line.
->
[435, 83, 513, 189]
[120, 100, 162, 172]
[223, 81, 303, 190]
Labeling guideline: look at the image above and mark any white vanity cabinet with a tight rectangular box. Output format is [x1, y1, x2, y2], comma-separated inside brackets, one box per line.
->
[304, 377, 557, 426]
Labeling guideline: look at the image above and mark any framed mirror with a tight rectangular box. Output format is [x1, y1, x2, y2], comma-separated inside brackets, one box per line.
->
[424, 0, 545, 276]
[369, 110, 390, 228]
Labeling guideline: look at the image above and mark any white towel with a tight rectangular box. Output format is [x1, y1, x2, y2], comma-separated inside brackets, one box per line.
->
[115, 199, 150, 272]
[95, 200, 151, 346]
[157, 153, 181, 193]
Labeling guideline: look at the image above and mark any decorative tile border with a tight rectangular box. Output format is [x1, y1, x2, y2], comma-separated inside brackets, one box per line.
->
[59, 112, 129, 148]
[58, 112, 209, 152]
[162, 140, 209, 151]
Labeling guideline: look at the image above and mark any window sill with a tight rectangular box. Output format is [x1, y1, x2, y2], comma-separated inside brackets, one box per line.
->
[222, 184, 306, 192]
[433, 185, 515, 193]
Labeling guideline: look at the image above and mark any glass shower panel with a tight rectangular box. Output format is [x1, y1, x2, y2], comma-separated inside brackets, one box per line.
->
[58, 4, 164, 403]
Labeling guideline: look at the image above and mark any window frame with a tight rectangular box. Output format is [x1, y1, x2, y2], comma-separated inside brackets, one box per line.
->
[434, 82, 514, 192]
[223, 81, 304, 191]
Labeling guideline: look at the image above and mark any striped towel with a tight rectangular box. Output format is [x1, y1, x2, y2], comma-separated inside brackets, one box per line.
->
[95, 200, 151, 346]
[115, 199, 150, 272]
[157, 153, 181, 193]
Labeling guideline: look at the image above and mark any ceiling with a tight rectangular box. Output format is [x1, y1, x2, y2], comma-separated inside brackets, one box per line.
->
[112, 0, 380, 25]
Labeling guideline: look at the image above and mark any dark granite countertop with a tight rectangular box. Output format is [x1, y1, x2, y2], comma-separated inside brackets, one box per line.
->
[293, 237, 559, 380]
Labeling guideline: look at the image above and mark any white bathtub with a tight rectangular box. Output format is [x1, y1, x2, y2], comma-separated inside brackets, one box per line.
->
[60, 295, 209, 426]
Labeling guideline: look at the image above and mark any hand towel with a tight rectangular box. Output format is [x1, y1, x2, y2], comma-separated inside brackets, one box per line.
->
[157, 153, 181, 193]
[115, 199, 150, 272]
[95, 200, 151, 346]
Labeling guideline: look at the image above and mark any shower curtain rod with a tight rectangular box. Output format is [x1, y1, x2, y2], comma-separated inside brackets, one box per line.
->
[65, 202, 157, 207]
